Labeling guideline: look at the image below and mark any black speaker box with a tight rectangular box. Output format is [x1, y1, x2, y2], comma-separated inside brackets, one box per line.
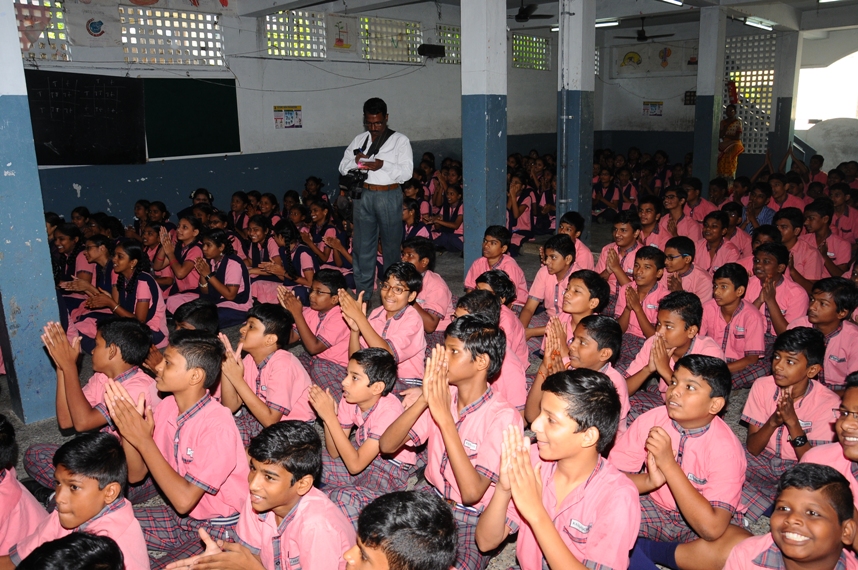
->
[418, 44, 446, 58]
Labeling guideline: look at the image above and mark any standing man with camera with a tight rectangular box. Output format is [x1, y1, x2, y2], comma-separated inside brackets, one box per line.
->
[339, 97, 413, 302]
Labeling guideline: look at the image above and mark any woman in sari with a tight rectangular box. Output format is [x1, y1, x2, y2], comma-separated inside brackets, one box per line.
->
[718, 104, 744, 179]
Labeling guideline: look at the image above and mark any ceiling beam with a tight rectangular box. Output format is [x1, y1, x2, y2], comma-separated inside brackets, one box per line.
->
[238, 0, 332, 18]
[801, 3, 858, 31]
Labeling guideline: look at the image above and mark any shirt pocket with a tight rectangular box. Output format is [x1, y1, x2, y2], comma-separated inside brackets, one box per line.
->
[286, 556, 302, 570]
[562, 521, 592, 545]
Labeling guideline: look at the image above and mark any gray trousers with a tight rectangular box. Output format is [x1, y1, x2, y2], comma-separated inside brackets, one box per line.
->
[352, 187, 403, 297]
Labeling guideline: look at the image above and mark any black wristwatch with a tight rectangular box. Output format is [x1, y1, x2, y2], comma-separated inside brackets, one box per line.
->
[789, 433, 808, 448]
[205, 273, 213, 282]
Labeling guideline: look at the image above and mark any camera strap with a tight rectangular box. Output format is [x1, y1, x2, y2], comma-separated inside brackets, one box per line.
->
[359, 128, 396, 158]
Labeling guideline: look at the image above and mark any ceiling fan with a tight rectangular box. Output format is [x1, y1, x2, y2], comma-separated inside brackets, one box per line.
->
[615, 17, 675, 41]
[508, 1, 552, 23]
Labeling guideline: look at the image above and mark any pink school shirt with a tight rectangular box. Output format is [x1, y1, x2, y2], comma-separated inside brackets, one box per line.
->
[738, 254, 754, 276]
[9, 499, 149, 570]
[799, 232, 852, 277]
[235, 487, 355, 570]
[610, 407, 747, 515]
[684, 198, 717, 224]
[700, 299, 766, 361]
[640, 225, 670, 250]
[788, 318, 858, 388]
[768, 193, 806, 212]
[493, 350, 528, 412]
[405, 224, 430, 239]
[464, 255, 529, 307]
[741, 377, 839, 461]
[173, 243, 203, 292]
[810, 170, 828, 186]
[787, 238, 825, 282]
[152, 394, 249, 520]
[500, 304, 530, 367]
[727, 227, 753, 258]
[725, 533, 858, 570]
[745, 277, 810, 336]
[241, 350, 314, 422]
[614, 281, 669, 339]
[111, 272, 170, 347]
[0, 468, 48, 556]
[365, 306, 426, 381]
[661, 265, 714, 304]
[208, 256, 253, 312]
[418, 270, 454, 332]
[626, 335, 725, 395]
[528, 266, 573, 319]
[573, 239, 595, 271]
[659, 214, 703, 242]
[82, 367, 161, 437]
[336, 393, 417, 466]
[595, 242, 639, 296]
[603, 363, 630, 436]
[694, 239, 742, 276]
[407, 387, 523, 511]
[832, 208, 858, 245]
[508, 453, 639, 570]
[802, 443, 858, 511]
[300, 306, 350, 367]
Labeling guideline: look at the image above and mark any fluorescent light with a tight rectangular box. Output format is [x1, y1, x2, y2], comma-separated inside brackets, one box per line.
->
[551, 26, 559, 32]
[657, 0, 683, 5]
[744, 17, 773, 30]
[818, 0, 847, 2]
[595, 19, 619, 28]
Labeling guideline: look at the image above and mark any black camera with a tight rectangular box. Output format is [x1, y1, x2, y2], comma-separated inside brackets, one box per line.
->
[339, 168, 369, 200]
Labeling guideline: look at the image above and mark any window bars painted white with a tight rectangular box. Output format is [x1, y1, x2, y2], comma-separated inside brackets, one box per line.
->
[724, 33, 776, 155]
[15, 0, 70, 61]
[265, 10, 326, 59]
[436, 24, 460, 65]
[512, 33, 550, 71]
[360, 17, 422, 63]
[120, 6, 224, 66]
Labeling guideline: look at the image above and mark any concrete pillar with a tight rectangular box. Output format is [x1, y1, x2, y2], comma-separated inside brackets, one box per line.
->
[556, 0, 595, 244]
[0, 2, 61, 423]
[769, 32, 803, 169]
[461, 0, 507, 269]
[692, 6, 727, 186]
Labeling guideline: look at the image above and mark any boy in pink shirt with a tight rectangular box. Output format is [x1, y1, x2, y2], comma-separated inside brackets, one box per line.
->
[24, 319, 160, 505]
[596, 210, 642, 316]
[557, 211, 595, 271]
[659, 187, 703, 242]
[2, 434, 149, 570]
[683, 177, 718, 223]
[218, 304, 313, 447]
[611, 355, 751, 570]
[662, 236, 714, 304]
[379, 316, 523, 570]
[614, 246, 668, 372]
[106, 330, 249, 566]
[768, 173, 807, 212]
[774, 207, 825, 292]
[802, 199, 852, 278]
[340, 262, 427, 393]
[830, 183, 858, 245]
[638, 195, 669, 249]
[701, 263, 767, 388]
[722, 202, 753, 258]
[0, 415, 47, 557]
[309, 349, 416, 523]
[463, 226, 528, 310]
[725, 464, 858, 570]
[475, 269, 529, 367]
[401, 237, 454, 351]
[520, 234, 576, 345]
[695, 211, 741, 276]
[740, 328, 840, 521]
[476, 370, 640, 570]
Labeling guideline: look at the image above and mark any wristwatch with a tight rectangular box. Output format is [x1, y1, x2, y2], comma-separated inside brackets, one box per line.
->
[205, 273, 213, 282]
[789, 433, 808, 448]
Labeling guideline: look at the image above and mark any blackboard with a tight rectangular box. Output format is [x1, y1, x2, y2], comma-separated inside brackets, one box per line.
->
[24, 70, 147, 165]
[144, 78, 241, 159]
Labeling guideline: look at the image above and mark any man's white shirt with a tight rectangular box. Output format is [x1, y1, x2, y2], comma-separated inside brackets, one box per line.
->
[338, 130, 413, 186]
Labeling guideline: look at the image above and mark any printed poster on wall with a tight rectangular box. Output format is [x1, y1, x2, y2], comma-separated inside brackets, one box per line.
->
[326, 14, 359, 54]
[66, 5, 122, 47]
[274, 106, 302, 129]
[643, 101, 663, 117]
[613, 40, 698, 78]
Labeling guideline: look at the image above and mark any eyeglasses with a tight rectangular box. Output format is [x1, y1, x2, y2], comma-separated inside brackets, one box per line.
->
[309, 288, 333, 296]
[380, 283, 409, 295]
[665, 254, 689, 260]
[364, 121, 385, 128]
[663, 195, 678, 201]
[833, 408, 858, 422]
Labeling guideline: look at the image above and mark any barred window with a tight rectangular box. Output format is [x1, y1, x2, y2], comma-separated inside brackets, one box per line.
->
[265, 10, 326, 59]
[120, 6, 224, 66]
[724, 34, 776, 154]
[595, 47, 600, 76]
[15, 0, 70, 61]
[360, 17, 422, 63]
[512, 34, 550, 70]
[436, 24, 460, 65]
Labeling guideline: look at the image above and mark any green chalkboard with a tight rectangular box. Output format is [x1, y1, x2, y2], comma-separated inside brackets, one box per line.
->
[144, 78, 240, 159]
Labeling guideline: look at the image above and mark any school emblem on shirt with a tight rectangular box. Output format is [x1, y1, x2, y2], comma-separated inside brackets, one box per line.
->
[799, 420, 812, 432]
[186, 448, 194, 457]
[829, 354, 846, 363]
[463, 440, 478, 452]
[687, 473, 707, 485]
[568, 519, 592, 533]
[646, 304, 658, 310]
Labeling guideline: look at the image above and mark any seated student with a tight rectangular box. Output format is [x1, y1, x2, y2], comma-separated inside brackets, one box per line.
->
[24, 319, 159, 505]
[592, 167, 619, 223]
[401, 237, 454, 345]
[141, 298, 220, 374]
[731, 176, 751, 206]
[802, 198, 852, 278]
[168, 421, 355, 570]
[1, 433, 149, 570]
[526, 315, 630, 435]
[218, 304, 314, 447]
[808, 180, 827, 202]
[0, 414, 47, 556]
[343, 490, 457, 570]
[279, 270, 351, 399]
[507, 170, 535, 256]
[253, 219, 318, 305]
[476, 369, 640, 570]
[708, 177, 730, 208]
[662, 236, 714, 304]
[245, 215, 284, 299]
[402, 197, 430, 240]
[743, 182, 777, 234]
[475, 269, 529, 368]
[659, 186, 703, 242]
[721, 201, 753, 258]
[557, 211, 595, 271]
[520, 234, 576, 343]
[309, 349, 416, 524]
[611, 355, 751, 570]
[787, 277, 858, 390]
[624, 292, 725, 421]
[463, 226, 529, 312]
[429, 185, 464, 253]
[738, 224, 782, 275]
[17, 533, 124, 570]
[638, 195, 669, 249]
[105, 330, 249, 565]
[340, 262, 426, 394]
[682, 177, 717, 223]
[740, 327, 839, 522]
[379, 315, 524, 570]
[695, 211, 741, 276]
[195, 229, 252, 328]
[154, 216, 203, 314]
[725, 464, 858, 570]
[596, 210, 642, 316]
[773, 207, 825, 292]
[616, 165, 639, 212]
[700, 263, 768, 389]
[453, 292, 527, 413]
[829, 183, 858, 246]
[614, 246, 668, 373]
[769, 173, 807, 212]
[207, 210, 247, 260]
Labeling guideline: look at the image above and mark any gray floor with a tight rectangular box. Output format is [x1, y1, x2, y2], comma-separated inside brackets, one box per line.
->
[0, 223, 768, 568]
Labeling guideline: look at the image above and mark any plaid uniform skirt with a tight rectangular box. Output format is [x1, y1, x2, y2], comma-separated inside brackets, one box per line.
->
[616, 334, 646, 376]
[310, 359, 348, 401]
[323, 451, 414, 525]
[741, 449, 795, 522]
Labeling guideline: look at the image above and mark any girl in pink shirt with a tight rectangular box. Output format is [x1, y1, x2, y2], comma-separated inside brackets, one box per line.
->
[155, 215, 203, 314]
[196, 229, 253, 328]
[141, 224, 175, 295]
